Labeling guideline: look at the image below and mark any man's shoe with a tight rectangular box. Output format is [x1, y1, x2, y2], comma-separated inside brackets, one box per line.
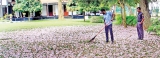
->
[106, 41, 109, 43]
[111, 41, 115, 44]
[140, 38, 143, 40]
[138, 38, 143, 40]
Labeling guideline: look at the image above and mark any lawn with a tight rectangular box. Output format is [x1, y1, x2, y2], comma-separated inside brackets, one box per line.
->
[0, 19, 100, 32]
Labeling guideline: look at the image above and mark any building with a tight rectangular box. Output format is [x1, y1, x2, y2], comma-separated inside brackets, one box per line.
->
[0, 0, 15, 17]
[40, 0, 79, 17]
[0, 0, 83, 19]
[149, 0, 160, 16]
[40, 0, 68, 16]
[0, 0, 8, 17]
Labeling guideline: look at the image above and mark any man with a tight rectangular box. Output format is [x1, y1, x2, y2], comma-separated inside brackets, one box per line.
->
[101, 9, 115, 43]
[137, 7, 144, 40]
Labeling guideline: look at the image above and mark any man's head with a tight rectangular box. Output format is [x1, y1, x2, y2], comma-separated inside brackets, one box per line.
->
[101, 9, 106, 14]
[137, 7, 141, 12]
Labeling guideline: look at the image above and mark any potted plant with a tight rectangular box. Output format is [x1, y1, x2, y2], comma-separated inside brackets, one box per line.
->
[23, 13, 26, 17]
[22, 13, 26, 21]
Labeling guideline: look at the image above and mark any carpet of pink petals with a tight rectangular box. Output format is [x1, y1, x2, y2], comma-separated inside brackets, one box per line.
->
[0, 25, 160, 58]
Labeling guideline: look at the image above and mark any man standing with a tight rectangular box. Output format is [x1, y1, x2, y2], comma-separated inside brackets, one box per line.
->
[101, 9, 115, 43]
[137, 7, 144, 40]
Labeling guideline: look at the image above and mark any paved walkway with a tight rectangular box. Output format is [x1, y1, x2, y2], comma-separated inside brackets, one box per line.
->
[0, 25, 160, 58]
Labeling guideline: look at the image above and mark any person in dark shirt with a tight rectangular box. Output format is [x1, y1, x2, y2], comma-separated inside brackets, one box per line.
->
[137, 7, 144, 40]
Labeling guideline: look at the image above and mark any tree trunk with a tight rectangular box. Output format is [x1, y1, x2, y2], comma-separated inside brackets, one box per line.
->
[20, 12, 23, 18]
[139, 0, 151, 29]
[28, 12, 31, 21]
[83, 11, 85, 22]
[121, 4, 127, 28]
[94, 11, 96, 15]
[58, 0, 64, 20]
[118, 0, 127, 28]
[72, 11, 73, 18]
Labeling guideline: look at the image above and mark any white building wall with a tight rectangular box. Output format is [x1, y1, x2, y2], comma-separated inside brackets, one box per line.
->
[69, 12, 71, 15]
[0, 0, 7, 17]
[69, 11, 77, 15]
[2, 0, 7, 5]
[149, 0, 160, 16]
[53, 5, 55, 15]
[41, 5, 47, 16]
[0, 8, 2, 17]
[55, 5, 58, 15]
[41, 4, 78, 16]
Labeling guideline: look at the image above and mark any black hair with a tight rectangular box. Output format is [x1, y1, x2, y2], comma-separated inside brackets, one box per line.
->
[137, 7, 141, 10]
[101, 9, 106, 11]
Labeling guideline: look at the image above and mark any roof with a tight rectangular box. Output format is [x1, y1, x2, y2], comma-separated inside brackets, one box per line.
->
[40, 0, 68, 4]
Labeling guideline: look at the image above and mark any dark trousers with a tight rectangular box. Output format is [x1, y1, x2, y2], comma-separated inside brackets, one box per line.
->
[137, 23, 144, 39]
[105, 24, 114, 42]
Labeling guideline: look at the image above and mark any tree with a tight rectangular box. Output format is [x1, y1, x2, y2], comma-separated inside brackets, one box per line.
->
[117, 0, 127, 28]
[139, 0, 150, 29]
[98, 0, 137, 28]
[13, 0, 26, 17]
[73, 0, 136, 24]
[58, 0, 64, 20]
[125, 0, 138, 15]
[72, 0, 102, 21]
[66, 0, 78, 18]
[139, 0, 157, 29]
[13, 0, 42, 21]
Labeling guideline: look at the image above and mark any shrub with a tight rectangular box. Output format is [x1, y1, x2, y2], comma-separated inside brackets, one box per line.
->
[126, 16, 137, 26]
[113, 14, 122, 25]
[0, 17, 3, 21]
[90, 16, 104, 23]
[113, 14, 137, 26]
[147, 18, 160, 35]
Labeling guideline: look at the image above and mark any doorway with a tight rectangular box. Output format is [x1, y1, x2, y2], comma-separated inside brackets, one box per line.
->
[48, 5, 53, 16]
[63, 4, 68, 16]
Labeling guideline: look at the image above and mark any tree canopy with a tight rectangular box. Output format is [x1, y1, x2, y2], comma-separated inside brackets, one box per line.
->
[13, 0, 42, 12]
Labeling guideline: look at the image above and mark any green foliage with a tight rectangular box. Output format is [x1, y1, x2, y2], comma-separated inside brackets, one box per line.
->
[114, 14, 137, 26]
[13, 3, 26, 12]
[3, 14, 9, 20]
[126, 16, 137, 26]
[72, 0, 109, 12]
[90, 16, 104, 23]
[0, 14, 10, 22]
[147, 18, 160, 35]
[66, 0, 79, 11]
[113, 14, 122, 25]
[13, 0, 42, 12]
[0, 17, 3, 21]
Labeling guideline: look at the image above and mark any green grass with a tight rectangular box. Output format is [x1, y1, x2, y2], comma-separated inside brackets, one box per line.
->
[0, 19, 100, 32]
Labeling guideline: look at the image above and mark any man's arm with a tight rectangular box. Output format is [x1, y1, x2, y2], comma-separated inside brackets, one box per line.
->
[141, 14, 144, 24]
[104, 18, 106, 25]
[141, 18, 144, 24]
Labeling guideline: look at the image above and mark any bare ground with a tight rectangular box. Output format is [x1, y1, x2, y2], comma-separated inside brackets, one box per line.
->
[0, 24, 160, 58]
